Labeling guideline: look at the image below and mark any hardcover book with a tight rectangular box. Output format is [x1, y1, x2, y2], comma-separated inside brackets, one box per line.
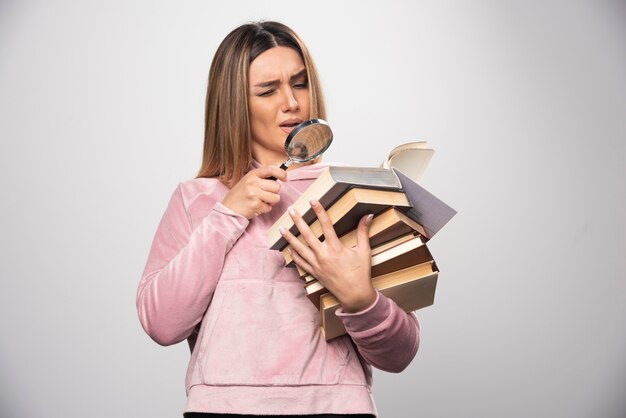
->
[320, 260, 439, 340]
[304, 234, 433, 307]
[267, 166, 403, 250]
[284, 206, 427, 269]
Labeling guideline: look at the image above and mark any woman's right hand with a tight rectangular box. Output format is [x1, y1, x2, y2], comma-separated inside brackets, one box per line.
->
[221, 166, 288, 219]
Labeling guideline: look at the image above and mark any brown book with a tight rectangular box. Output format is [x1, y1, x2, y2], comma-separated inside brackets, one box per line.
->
[303, 234, 432, 307]
[300, 231, 418, 286]
[370, 231, 417, 256]
[303, 232, 417, 305]
[304, 280, 327, 307]
[268, 148, 457, 251]
[295, 229, 421, 278]
[370, 234, 432, 277]
[267, 166, 403, 250]
[270, 187, 411, 252]
[320, 260, 439, 340]
[283, 206, 428, 268]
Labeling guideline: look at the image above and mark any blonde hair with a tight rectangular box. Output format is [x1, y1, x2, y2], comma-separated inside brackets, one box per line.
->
[197, 21, 326, 186]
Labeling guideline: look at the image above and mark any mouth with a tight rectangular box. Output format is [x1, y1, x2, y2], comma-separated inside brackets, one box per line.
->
[279, 119, 303, 133]
[279, 119, 302, 129]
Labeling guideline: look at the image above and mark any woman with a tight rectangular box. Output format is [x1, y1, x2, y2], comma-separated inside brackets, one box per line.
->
[137, 21, 420, 417]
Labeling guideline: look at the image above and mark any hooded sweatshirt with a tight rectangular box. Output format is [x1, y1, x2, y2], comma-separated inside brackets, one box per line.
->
[136, 162, 420, 416]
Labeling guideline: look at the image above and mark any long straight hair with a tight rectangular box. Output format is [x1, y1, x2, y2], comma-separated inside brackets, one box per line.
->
[197, 21, 326, 186]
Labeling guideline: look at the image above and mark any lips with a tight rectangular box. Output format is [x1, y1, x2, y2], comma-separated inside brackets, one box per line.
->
[279, 118, 303, 134]
[280, 118, 303, 128]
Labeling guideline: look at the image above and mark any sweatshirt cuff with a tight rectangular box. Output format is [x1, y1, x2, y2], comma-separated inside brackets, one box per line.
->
[335, 291, 391, 334]
[212, 201, 248, 220]
[203, 201, 249, 247]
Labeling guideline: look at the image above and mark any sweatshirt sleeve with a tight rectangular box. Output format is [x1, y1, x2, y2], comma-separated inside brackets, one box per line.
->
[136, 183, 249, 346]
[335, 291, 420, 373]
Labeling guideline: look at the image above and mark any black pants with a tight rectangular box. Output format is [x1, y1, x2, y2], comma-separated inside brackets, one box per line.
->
[184, 414, 375, 418]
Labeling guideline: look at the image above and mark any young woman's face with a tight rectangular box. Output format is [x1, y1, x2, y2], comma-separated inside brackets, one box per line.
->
[248, 46, 310, 166]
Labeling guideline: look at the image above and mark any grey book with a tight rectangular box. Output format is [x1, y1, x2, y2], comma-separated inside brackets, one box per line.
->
[392, 168, 457, 239]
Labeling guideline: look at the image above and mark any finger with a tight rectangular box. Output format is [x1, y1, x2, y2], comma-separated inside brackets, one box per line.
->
[287, 206, 323, 252]
[238, 182, 278, 207]
[254, 165, 288, 182]
[255, 202, 273, 216]
[257, 177, 282, 194]
[243, 199, 272, 218]
[279, 223, 317, 263]
[308, 199, 341, 247]
[256, 189, 281, 206]
[356, 213, 374, 252]
[287, 247, 315, 277]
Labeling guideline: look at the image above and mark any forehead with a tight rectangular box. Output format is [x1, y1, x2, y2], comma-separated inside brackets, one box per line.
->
[248, 46, 305, 83]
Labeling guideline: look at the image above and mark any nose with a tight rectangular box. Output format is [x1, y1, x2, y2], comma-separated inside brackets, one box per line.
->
[281, 87, 299, 112]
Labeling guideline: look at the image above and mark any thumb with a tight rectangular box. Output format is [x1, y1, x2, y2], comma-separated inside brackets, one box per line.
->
[356, 213, 374, 251]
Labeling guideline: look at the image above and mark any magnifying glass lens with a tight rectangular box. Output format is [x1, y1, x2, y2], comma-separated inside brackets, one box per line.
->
[269, 119, 333, 179]
[285, 119, 333, 164]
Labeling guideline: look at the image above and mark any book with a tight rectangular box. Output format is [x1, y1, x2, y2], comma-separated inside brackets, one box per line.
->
[267, 166, 404, 250]
[267, 141, 435, 250]
[304, 234, 432, 307]
[380, 141, 435, 184]
[393, 168, 457, 239]
[270, 187, 411, 251]
[299, 230, 420, 287]
[370, 234, 432, 277]
[303, 280, 328, 307]
[283, 206, 428, 268]
[267, 166, 455, 251]
[370, 232, 417, 256]
[302, 232, 419, 302]
[320, 260, 439, 340]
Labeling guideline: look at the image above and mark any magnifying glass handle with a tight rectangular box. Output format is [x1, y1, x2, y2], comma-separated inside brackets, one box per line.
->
[267, 160, 291, 181]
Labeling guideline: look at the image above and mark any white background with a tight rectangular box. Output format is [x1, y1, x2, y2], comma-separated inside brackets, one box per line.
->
[1, 1, 625, 417]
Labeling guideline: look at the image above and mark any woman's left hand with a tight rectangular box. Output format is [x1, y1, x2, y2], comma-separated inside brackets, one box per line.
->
[280, 199, 377, 313]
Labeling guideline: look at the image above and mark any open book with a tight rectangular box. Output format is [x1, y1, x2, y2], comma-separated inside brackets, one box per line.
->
[266, 141, 452, 250]
[379, 141, 435, 184]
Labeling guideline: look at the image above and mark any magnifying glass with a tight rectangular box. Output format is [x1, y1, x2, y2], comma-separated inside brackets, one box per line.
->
[269, 118, 333, 179]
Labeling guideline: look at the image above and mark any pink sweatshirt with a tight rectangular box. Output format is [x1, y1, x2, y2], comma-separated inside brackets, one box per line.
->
[136, 162, 420, 416]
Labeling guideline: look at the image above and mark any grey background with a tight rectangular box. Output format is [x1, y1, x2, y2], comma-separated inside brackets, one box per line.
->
[1, 1, 625, 417]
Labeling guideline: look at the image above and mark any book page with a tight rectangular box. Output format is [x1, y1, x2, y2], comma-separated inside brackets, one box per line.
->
[380, 142, 435, 183]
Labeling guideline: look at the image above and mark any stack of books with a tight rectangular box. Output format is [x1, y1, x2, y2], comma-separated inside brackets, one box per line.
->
[266, 142, 456, 340]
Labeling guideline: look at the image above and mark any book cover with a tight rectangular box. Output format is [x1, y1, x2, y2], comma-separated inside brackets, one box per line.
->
[320, 260, 439, 340]
[296, 230, 419, 278]
[303, 234, 433, 308]
[370, 235, 432, 278]
[393, 168, 457, 239]
[269, 187, 410, 251]
[282, 207, 427, 268]
[267, 166, 402, 250]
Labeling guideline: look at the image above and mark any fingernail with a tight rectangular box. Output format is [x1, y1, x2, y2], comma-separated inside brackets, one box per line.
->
[279, 226, 286, 235]
[365, 214, 374, 225]
[309, 199, 318, 207]
[287, 207, 295, 216]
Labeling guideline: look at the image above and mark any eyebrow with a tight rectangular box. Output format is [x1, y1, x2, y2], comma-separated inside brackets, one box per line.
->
[253, 69, 307, 89]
